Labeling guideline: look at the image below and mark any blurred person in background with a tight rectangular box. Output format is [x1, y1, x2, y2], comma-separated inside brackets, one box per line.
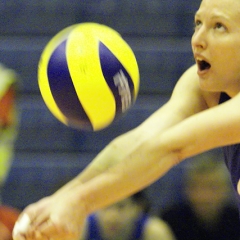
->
[80, 190, 176, 240]
[161, 152, 240, 240]
[0, 63, 20, 240]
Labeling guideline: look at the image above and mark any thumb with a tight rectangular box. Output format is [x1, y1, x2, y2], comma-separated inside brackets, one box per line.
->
[13, 213, 31, 239]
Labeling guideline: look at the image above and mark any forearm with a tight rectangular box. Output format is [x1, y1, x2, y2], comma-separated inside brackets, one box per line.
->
[54, 100, 195, 213]
[54, 69, 210, 215]
[56, 66, 205, 199]
[160, 95, 240, 161]
[56, 102, 183, 198]
[66, 110, 227, 214]
[72, 135, 178, 215]
[52, 127, 145, 199]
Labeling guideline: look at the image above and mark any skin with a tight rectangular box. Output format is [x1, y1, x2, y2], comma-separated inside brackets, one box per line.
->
[13, 0, 240, 239]
[80, 198, 175, 240]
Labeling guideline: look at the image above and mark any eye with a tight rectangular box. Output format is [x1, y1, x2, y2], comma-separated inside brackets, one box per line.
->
[194, 19, 202, 31]
[214, 22, 226, 31]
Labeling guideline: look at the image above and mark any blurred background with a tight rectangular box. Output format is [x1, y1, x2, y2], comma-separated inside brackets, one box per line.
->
[0, 0, 230, 215]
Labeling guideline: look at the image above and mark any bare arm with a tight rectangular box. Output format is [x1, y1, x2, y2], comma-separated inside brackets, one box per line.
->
[67, 65, 208, 184]
[91, 75, 240, 210]
[16, 65, 236, 240]
[57, 65, 210, 210]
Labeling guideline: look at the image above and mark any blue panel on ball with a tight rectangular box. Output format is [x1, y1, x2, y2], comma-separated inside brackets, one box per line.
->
[47, 40, 93, 130]
[99, 42, 134, 117]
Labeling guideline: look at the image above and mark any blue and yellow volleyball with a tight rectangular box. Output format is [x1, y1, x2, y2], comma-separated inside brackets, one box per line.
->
[38, 22, 140, 131]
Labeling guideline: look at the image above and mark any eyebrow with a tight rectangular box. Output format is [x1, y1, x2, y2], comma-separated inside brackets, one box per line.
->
[194, 11, 199, 18]
[194, 10, 229, 21]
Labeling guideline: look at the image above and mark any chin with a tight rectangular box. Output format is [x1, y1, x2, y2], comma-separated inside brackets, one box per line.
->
[199, 80, 221, 92]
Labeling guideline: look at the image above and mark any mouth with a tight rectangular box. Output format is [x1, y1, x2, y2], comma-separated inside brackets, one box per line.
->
[196, 57, 211, 72]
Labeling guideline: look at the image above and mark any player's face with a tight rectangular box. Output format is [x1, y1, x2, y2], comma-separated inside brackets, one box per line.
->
[186, 171, 229, 218]
[191, 0, 240, 96]
[97, 198, 140, 239]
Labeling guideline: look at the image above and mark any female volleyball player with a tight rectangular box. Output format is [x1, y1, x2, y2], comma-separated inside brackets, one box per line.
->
[13, 0, 240, 239]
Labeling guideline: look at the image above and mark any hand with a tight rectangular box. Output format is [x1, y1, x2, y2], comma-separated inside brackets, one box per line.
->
[13, 190, 86, 240]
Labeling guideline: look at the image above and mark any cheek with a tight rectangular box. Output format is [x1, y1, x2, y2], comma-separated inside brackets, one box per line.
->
[211, 48, 240, 84]
[218, 59, 240, 84]
[217, 44, 240, 69]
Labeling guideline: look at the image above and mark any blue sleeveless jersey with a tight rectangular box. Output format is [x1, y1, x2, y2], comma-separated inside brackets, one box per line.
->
[86, 213, 149, 240]
[220, 93, 240, 209]
[223, 144, 240, 207]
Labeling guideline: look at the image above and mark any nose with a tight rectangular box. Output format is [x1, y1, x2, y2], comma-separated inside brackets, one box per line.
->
[191, 26, 207, 50]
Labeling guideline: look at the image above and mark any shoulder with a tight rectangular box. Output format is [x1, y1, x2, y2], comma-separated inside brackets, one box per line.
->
[144, 216, 176, 240]
[167, 65, 219, 119]
[173, 65, 221, 108]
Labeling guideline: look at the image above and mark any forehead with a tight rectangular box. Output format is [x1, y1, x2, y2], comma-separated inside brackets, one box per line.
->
[197, 0, 240, 21]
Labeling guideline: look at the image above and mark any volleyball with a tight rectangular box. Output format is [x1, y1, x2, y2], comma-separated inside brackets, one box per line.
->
[38, 22, 140, 131]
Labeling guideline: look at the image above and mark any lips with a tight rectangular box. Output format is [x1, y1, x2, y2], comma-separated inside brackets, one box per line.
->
[195, 54, 211, 75]
[195, 56, 211, 73]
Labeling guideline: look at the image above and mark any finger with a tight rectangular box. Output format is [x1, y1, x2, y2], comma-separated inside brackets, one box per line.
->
[12, 234, 25, 240]
[13, 210, 48, 239]
[13, 213, 31, 236]
[35, 218, 79, 240]
[13, 204, 39, 237]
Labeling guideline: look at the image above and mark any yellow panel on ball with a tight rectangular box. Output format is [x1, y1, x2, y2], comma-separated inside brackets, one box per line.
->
[66, 23, 116, 130]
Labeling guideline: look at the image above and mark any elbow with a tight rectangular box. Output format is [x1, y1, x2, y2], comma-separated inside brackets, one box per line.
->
[143, 134, 191, 170]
